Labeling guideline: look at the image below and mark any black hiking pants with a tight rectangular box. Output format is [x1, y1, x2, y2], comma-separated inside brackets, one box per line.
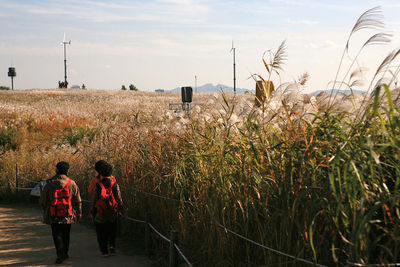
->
[51, 223, 71, 257]
[95, 221, 117, 254]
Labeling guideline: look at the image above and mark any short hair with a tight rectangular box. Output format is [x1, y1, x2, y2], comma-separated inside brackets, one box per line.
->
[95, 160, 107, 174]
[56, 161, 69, 175]
[96, 161, 112, 177]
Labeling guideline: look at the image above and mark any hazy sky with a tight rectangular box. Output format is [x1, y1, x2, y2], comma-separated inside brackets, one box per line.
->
[1, 0, 399, 92]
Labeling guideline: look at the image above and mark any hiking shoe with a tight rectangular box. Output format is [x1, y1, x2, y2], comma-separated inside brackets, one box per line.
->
[109, 247, 116, 254]
[101, 253, 109, 257]
[55, 255, 67, 264]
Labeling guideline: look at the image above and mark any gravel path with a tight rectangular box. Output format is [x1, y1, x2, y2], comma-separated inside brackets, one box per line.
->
[0, 204, 152, 267]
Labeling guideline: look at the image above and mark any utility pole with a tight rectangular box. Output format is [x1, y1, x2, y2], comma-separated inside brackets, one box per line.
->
[231, 41, 236, 95]
[62, 33, 71, 86]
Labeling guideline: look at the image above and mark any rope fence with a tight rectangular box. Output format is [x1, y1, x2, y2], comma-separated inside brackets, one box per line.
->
[125, 216, 146, 224]
[216, 222, 327, 267]
[174, 244, 193, 267]
[124, 214, 192, 267]
[133, 188, 195, 205]
[10, 187, 34, 190]
[132, 188, 329, 266]
[148, 222, 170, 243]
[5, 163, 396, 267]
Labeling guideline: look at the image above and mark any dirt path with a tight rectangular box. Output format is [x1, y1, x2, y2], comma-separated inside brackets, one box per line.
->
[0, 204, 153, 267]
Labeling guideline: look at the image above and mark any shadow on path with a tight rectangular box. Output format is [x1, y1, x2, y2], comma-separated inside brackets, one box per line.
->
[0, 204, 152, 267]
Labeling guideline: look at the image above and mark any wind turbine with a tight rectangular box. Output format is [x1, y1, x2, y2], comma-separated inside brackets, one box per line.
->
[61, 33, 71, 87]
[230, 40, 236, 95]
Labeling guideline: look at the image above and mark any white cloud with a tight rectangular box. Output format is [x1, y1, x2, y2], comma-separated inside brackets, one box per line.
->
[158, 0, 193, 4]
[284, 18, 319, 25]
[324, 40, 341, 48]
[269, 0, 306, 6]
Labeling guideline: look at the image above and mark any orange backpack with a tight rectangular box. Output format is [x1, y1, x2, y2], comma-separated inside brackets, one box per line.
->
[50, 179, 73, 217]
[96, 180, 118, 216]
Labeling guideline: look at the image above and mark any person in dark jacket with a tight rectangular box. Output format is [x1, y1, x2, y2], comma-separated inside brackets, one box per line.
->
[91, 160, 124, 256]
[39, 161, 82, 264]
[88, 160, 115, 195]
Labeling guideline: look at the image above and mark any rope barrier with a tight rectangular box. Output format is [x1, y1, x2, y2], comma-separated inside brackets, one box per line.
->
[216, 222, 327, 267]
[148, 223, 170, 243]
[11, 187, 34, 190]
[133, 188, 195, 205]
[80, 196, 192, 265]
[174, 243, 193, 267]
[19, 177, 41, 183]
[125, 216, 146, 224]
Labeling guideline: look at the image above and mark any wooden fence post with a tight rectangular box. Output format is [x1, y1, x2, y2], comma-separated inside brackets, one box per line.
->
[145, 212, 152, 255]
[169, 230, 178, 267]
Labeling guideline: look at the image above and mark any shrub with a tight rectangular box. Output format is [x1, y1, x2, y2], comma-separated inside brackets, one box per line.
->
[63, 127, 99, 146]
[0, 128, 18, 151]
[129, 84, 138, 91]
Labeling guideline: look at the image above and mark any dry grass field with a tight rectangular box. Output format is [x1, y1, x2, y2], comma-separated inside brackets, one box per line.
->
[1, 86, 400, 266]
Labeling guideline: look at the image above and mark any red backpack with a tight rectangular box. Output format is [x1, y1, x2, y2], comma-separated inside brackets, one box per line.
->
[50, 179, 73, 217]
[96, 180, 118, 216]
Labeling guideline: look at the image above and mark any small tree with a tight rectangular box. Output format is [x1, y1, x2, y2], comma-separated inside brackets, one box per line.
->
[82, 84, 86, 89]
[129, 84, 138, 91]
[121, 85, 127, 90]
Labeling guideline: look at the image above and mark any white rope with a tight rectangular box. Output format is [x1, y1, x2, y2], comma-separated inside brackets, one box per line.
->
[19, 177, 41, 183]
[125, 216, 146, 224]
[133, 188, 195, 205]
[148, 223, 170, 243]
[216, 222, 327, 267]
[11, 187, 34, 190]
[174, 243, 193, 267]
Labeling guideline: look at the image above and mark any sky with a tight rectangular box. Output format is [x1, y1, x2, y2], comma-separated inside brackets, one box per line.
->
[0, 0, 399, 92]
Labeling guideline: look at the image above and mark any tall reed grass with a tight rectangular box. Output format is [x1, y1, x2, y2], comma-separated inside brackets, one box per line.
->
[0, 6, 400, 266]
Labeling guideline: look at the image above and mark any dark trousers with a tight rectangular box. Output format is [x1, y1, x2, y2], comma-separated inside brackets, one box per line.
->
[51, 223, 71, 257]
[95, 222, 117, 254]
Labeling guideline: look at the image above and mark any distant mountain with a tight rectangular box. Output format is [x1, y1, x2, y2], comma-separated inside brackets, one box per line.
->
[167, 85, 365, 95]
[311, 89, 365, 95]
[168, 83, 253, 94]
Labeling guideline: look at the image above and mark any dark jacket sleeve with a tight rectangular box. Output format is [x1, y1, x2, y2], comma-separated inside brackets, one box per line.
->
[112, 183, 124, 214]
[91, 183, 100, 216]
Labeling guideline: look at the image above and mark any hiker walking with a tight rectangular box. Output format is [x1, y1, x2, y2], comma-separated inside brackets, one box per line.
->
[88, 160, 115, 195]
[39, 161, 82, 264]
[91, 160, 124, 256]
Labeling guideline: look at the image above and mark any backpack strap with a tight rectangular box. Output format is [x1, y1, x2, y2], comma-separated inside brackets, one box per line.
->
[98, 181, 105, 191]
[63, 178, 71, 189]
[98, 178, 115, 190]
